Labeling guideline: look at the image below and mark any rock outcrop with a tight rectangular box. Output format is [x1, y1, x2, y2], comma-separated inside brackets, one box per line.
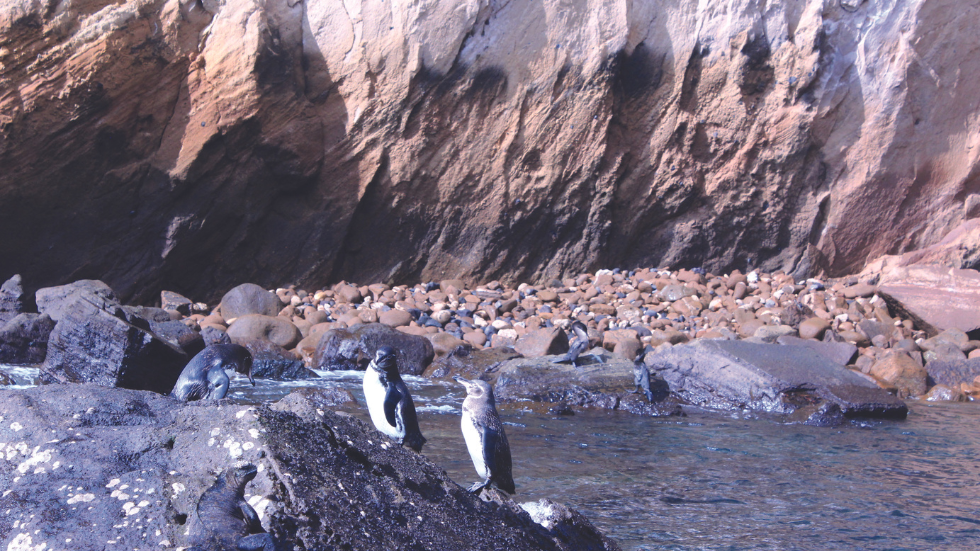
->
[3, 0, 979, 301]
[0, 384, 618, 550]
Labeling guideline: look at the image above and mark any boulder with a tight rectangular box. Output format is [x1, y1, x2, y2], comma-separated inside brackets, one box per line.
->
[379, 308, 413, 327]
[0, 385, 616, 551]
[869, 352, 927, 398]
[494, 354, 680, 416]
[924, 358, 980, 388]
[428, 331, 471, 359]
[0, 274, 24, 325]
[877, 265, 980, 336]
[227, 314, 302, 349]
[40, 304, 187, 394]
[752, 324, 796, 343]
[515, 327, 570, 358]
[423, 346, 523, 380]
[313, 323, 435, 375]
[650, 340, 907, 419]
[924, 384, 968, 402]
[780, 301, 814, 327]
[219, 283, 284, 320]
[35, 279, 119, 322]
[161, 290, 194, 315]
[0, 313, 55, 365]
[201, 325, 232, 346]
[146, 318, 206, 357]
[775, 336, 858, 366]
[240, 339, 318, 380]
[798, 317, 831, 340]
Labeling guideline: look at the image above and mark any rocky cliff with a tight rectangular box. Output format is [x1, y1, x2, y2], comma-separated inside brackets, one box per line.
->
[2, 0, 978, 302]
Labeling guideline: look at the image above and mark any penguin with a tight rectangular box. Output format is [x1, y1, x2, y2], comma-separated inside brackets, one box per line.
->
[453, 375, 515, 494]
[551, 321, 600, 367]
[362, 346, 426, 452]
[171, 344, 254, 401]
[633, 346, 654, 402]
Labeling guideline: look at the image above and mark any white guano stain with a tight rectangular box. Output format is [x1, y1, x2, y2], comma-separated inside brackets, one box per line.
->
[10, 422, 23, 432]
[7, 533, 47, 551]
[66, 493, 95, 505]
[16, 448, 53, 474]
[171, 482, 185, 495]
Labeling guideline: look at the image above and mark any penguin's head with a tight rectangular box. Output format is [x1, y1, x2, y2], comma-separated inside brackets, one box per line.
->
[453, 376, 494, 404]
[234, 349, 255, 386]
[374, 346, 398, 372]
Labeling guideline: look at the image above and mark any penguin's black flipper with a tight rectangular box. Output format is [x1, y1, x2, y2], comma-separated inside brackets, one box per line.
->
[240, 501, 263, 534]
[180, 380, 211, 401]
[397, 390, 427, 452]
[383, 385, 402, 428]
[481, 426, 501, 481]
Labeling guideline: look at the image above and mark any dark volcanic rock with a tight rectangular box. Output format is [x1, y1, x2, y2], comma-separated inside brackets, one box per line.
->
[201, 325, 233, 346]
[0, 313, 55, 365]
[240, 339, 318, 380]
[424, 346, 524, 381]
[40, 304, 187, 394]
[494, 354, 682, 416]
[35, 279, 119, 322]
[0, 384, 618, 551]
[313, 323, 435, 375]
[0, 274, 24, 325]
[219, 284, 284, 320]
[924, 358, 980, 388]
[148, 318, 206, 357]
[651, 340, 907, 419]
[161, 290, 194, 315]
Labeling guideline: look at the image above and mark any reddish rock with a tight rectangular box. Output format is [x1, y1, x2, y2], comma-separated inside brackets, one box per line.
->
[877, 265, 980, 336]
[379, 309, 413, 327]
[227, 314, 302, 349]
[870, 352, 928, 398]
[798, 317, 831, 340]
[463, 331, 487, 347]
[514, 327, 570, 358]
[428, 332, 470, 359]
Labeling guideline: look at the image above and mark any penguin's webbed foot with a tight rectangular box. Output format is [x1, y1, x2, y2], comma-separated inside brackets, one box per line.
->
[468, 480, 490, 494]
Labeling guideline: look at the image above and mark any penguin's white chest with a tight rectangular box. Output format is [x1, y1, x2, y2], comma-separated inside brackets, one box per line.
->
[363, 365, 404, 439]
[461, 415, 488, 479]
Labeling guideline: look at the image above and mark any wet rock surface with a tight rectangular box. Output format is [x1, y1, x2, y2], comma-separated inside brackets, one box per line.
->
[0, 384, 618, 551]
[0, 313, 55, 365]
[494, 354, 682, 417]
[313, 323, 435, 375]
[651, 340, 907, 419]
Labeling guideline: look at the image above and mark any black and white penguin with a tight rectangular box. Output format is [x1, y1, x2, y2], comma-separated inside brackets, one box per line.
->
[633, 347, 654, 402]
[171, 344, 254, 401]
[362, 346, 427, 452]
[453, 375, 515, 494]
[551, 321, 592, 367]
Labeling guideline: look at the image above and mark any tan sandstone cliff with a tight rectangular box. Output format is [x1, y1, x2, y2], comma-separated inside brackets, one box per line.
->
[1, 0, 978, 301]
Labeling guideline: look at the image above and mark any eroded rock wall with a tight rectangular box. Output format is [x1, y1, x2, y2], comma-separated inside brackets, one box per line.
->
[2, 0, 978, 301]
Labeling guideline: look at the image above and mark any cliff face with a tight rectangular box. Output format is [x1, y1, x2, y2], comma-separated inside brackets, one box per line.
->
[2, 0, 978, 302]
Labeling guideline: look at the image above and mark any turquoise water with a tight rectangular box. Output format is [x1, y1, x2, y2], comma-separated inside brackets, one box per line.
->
[6, 364, 980, 550]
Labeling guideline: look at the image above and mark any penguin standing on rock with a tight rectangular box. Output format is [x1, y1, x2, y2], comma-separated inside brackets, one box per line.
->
[551, 321, 600, 367]
[171, 344, 254, 401]
[362, 346, 427, 452]
[633, 347, 655, 402]
[454, 375, 515, 494]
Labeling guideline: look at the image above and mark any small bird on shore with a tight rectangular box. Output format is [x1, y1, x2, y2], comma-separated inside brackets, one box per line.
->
[454, 375, 515, 494]
[363, 346, 427, 452]
[171, 344, 254, 401]
[633, 347, 654, 402]
[552, 321, 599, 367]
